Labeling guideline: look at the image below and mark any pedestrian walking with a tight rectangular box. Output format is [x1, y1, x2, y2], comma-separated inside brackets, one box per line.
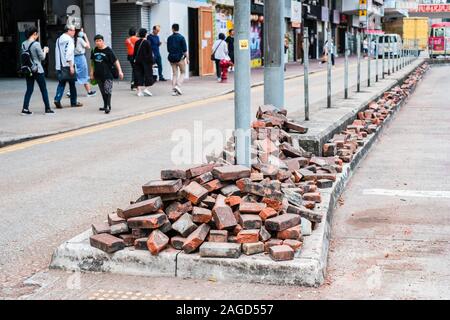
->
[20, 26, 54, 115]
[324, 38, 335, 66]
[225, 29, 235, 67]
[68, 28, 96, 97]
[90, 34, 124, 114]
[212, 33, 228, 82]
[363, 37, 369, 57]
[167, 23, 189, 96]
[284, 34, 290, 71]
[148, 25, 166, 81]
[125, 27, 138, 90]
[54, 24, 83, 109]
[133, 28, 155, 97]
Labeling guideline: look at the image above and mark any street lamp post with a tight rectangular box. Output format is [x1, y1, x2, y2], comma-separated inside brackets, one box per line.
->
[304, 27, 309, 120]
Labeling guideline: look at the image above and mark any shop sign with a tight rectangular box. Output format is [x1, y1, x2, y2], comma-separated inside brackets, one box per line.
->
[291, 1, 302, 24]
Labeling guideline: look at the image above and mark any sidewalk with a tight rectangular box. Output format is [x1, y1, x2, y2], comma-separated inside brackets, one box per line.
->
[0, 56, 356, 147]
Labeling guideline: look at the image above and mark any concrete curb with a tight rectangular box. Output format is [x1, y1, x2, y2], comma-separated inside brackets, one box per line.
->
[48, 62, 428, 287]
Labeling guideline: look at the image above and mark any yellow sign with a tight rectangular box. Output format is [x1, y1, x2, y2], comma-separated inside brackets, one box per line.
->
[359, 0, 367, 4]
[239, 39, 249, 50]
[359, 9, 367, 16]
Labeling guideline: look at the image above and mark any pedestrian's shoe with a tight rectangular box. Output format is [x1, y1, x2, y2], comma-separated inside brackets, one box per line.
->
[105, 106, 111, 114]
[137, 91, 145, 97]
[87, 90, 97, 97]
[99, 107, 106, 111]
[71, 102, 83, 107]
[159, 77, 167, 81]
[54, 101, 63, 109]
[143, 89, 153, 96]
[21, 109, 33, 115]
[45, 108, 55, 114]
[174, 86, 182, 95]
[217, 78, 222, 82]
[171, 89, 178, 96]
[66, 91, 71, 98]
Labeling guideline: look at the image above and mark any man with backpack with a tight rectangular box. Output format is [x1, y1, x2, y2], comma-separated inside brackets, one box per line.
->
[20, 26, 54, 115]
[54, 24, 83, 109]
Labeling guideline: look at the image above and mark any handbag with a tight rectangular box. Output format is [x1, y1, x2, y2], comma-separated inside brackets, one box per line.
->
[211, 40, 223, 61]
[57, 37, 77, 81]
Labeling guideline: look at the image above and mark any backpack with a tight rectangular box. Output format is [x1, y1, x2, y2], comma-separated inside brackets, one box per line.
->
[20, 41, 38, 77]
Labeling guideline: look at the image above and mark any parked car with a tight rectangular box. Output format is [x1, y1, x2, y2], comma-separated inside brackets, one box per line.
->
[378, 34, 403, 58]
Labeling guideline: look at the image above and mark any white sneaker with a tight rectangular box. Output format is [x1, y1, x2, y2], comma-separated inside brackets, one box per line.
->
[217, 78, 222, 82]
[137, 92, 145, 97]
[174, 86, 182, 95]
[143, 89, 153, 96]
[171, 90, 178, 96]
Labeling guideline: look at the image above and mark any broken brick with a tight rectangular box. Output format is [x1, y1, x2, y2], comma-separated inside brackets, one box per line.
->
[239, 202, 266, 214]
[192, 207, 212, 224]
[146, 229, 169, 255]
[161, 169, 186, 181]
[127, 213, 168, 229]
[259, 226, 272, 242]
[242, 241, 265, 255]
[134, 237, 148, 250]
[277, 224, 301, 240]
[199, 242, 241, 258]
[212, 206, 237, 230]
[265, 213, 301, 231]
[170, 236, 186, 250]
[107, 213, 126, 226]
[118, 197, 163, 219]
[259, 207, 278, 221]
[182, 181, 209, 205]
[172, 213, 198, 237]
[239, 214, 262, 229]
[186, 164, 216, 179]
[303, 192, 322, 203]
[236, 229, 260, 243]
[208, 230, 228, 242]
[92, 222, 111, 235]
[264, 239, 284, 253]
[225, 196, 242, 207]
[283, 239, 303, 251]
[212, 165, 251, 181]
[110, 222, 129, 235]
[182, 223, 211, 253]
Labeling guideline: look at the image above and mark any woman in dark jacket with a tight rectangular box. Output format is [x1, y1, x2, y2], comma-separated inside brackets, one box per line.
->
[133, 28, 154, 97]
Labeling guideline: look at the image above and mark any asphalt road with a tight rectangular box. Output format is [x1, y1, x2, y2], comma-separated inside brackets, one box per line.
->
[0, 56, 427, 299]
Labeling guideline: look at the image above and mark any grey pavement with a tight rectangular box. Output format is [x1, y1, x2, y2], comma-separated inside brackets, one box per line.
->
[16, 64, 450, 300]
[0, 54, 434, 299]
[0, 55, 369, 146]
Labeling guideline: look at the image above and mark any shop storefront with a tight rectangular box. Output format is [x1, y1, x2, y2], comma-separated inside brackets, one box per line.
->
[250, 0, 264, 68]
[214, 1, 233, 39]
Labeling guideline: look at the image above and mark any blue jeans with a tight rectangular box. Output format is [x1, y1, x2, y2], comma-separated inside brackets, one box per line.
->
[23, 73, 50, 110]
[155, 54, 164, 79]
[54, 77, 77, 105]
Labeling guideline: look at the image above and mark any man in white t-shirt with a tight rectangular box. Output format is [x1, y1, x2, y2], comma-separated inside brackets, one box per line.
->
[54, 25, 83, 108]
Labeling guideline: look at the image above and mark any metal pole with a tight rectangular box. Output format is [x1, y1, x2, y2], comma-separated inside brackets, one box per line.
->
[327, 27, 331, 108]
[388, 36, 391, 76]
[344, 32, 349, 99]
[304, 27, 309, 121]
[234, 0, 251, 167]
[357, 31, 361, 92]
[263, 0, 284, 109]
[382, 35, 385, 79]
[367, 34, 371, 87]
[375, 35, 379, 82]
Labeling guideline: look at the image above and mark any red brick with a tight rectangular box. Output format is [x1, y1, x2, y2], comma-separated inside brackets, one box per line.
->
[323, 143, 337, 157]
[264, 239, 283, 253]
[170, 236, 186, 250]
[284, 121, 308, 133]
[212, 165, 251, 181]
[213, 194, 227, 210]
[186, 164, 216, 179]
[286, 204, 323, 223]
[182, 223, 211, 253]
[118, 197, 163, 219]
[277, 224, 301, 240]
[208, 230, 228, 242]
[92, 222, 111, 235]
[90, 233, 125, 253]
[259, 207, 278, 221]
[239, 202, 266, 214]
[236, 229, 260, 243]
[259, 226, 272, 242]
[212, 206, 238, 230]
[172, 213, 197, 237]
[192, 207, 212, 224]
[127, 213, 168, 229]
[161, 169, 186, 180]
[192, 172, 214, 184]
[119, 234, 137, 247]
[250, 172, 264, 181]
[262, 198, 283, 212]
[134, 238, 148, 250]
[142, 179, 182, 195]
[242, 241, 265, 255]
[182, 181, 209, 205]
[225, 196, 242, 207]
[132, 228, 150, 238]
[282, 239, 303, 251]
[108, 213, 126, 226]
[203, 179, 225, 192]
[146, 230, 169, 255]
[303, 192, 321, 203]
[252, 120, 267, 128]
[269, 245, 294, 261]
[265, 213, 301, 231]
[166, 201, 193, 222]
[303, 201, 316, 209]
[232, 224, 243, 236]
[239, 214, 262, 229]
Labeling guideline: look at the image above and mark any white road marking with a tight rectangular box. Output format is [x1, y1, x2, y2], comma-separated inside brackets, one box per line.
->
[363, 189, 450, 199]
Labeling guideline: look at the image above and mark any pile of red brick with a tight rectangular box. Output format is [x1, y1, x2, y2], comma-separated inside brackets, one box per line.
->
[323, 63, 429, 163]
[89, 106, 343, 262]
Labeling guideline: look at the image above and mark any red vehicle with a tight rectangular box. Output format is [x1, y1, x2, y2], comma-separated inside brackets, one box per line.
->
[429, 22, 450, 57]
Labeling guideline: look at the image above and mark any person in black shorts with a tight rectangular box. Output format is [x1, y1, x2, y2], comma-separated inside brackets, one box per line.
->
[133, 28, 155, 97]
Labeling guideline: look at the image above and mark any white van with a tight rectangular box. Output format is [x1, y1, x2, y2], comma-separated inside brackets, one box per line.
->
[378, 34, 403, 58]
